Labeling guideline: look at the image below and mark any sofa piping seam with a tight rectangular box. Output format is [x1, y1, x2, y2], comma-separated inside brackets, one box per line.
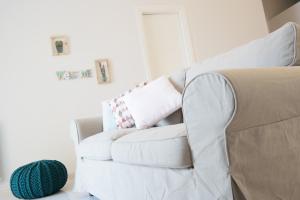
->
[289, 22, 297, 66]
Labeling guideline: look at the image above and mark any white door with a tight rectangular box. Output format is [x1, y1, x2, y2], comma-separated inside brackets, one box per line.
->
[139, 9, 193, 79]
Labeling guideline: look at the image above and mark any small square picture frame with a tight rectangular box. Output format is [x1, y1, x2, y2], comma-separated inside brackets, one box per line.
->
[51, 35, 70, 56]
[95, 59, 111, 84]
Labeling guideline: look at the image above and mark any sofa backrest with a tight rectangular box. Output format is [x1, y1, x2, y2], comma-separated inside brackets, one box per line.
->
[164, 22, 300, 127]
[186, 22, 300, 83]
[156, 69, 186, 127]
[168, 69, 186, 93]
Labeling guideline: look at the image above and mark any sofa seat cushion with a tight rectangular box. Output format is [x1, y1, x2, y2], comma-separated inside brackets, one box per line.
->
[78, 128, 136, 161]
[111, 123, 193, 168]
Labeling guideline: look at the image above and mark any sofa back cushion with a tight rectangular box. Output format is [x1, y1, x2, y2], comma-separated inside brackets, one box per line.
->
[168, 69, 186, 93]
[102, 101, 117, 131]
[186, 22, 300, 83]
[156, 69, 186, 127]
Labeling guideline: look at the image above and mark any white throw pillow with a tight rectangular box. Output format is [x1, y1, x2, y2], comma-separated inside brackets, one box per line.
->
[123, 76, 182, 129]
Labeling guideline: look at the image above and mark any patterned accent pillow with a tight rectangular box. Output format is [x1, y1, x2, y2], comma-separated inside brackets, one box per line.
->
[109, 82, 147, 129]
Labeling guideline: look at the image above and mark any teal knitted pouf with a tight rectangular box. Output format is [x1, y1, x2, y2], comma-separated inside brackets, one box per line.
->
[10, 160, 68, 199]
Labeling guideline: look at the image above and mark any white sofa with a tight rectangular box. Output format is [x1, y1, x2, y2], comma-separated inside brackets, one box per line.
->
[70, 22, 300, 200]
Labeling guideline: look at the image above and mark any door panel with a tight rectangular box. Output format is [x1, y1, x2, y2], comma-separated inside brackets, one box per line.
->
[142, 13, 186, 78]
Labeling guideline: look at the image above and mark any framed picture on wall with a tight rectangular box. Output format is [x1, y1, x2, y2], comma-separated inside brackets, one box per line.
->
[95, 59, 111, 84]
[51, 35, 70, 56]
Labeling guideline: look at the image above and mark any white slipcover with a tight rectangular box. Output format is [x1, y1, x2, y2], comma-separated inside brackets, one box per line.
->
[71, 22, 300, 200]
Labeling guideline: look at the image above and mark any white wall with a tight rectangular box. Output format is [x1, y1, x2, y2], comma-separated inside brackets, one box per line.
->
[269, 2, 300, 31]
[185, 0, 268, 60]
[262, 0, 299, 31]
[262, 0, 298, 20]
[0, 0, 267, 183]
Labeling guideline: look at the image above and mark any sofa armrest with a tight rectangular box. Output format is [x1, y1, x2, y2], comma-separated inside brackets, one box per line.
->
[221, 67, 300, 132]
[183, 67, 300, 199]
[220, 67, 300, 199]
[70, 116, 103, 145]
[183, 71, 235, 199]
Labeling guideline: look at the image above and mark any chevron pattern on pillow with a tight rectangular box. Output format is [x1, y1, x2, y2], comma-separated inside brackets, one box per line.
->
[109, 82, 147, 129]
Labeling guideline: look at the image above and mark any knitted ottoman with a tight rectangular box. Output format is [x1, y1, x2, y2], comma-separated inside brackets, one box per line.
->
[10, 160, 68, 199]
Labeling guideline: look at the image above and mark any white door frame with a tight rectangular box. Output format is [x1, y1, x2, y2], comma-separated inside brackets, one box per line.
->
[136, 5, 195, 79]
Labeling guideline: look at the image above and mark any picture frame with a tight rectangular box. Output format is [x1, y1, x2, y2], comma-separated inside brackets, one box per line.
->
[95, 59, 111, 84]
[51, 35, 70, 56]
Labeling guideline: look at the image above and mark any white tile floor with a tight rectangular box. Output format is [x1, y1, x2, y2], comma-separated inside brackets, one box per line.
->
[0, 180, 99, 200]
